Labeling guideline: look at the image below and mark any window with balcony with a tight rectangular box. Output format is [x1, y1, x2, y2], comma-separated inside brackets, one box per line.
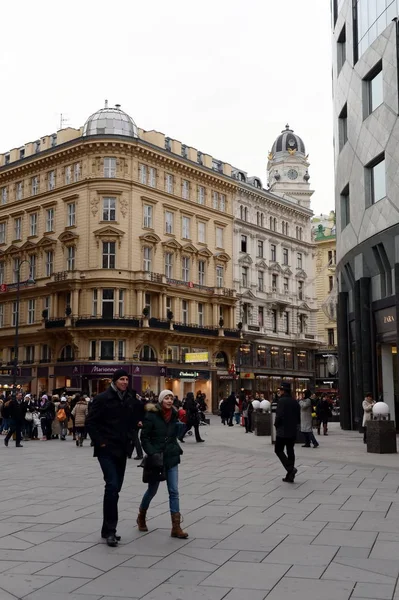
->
[102, 242, 115, 269]
[283, 311, 289, 334]
[182, 300, 188, 324]
[45, 251, 54, 276]
[272, 273, 278, 292]
[143, 247, 152, 272]
[182, 256, 190, 282]
[48, 170, 56, 191]
[242, 266, 248, 288]
[41, 344, 51, 362]
[102, 197, 116, 221]
[67, 203, 76, 227]
[241, 235, 247, 252]
[67, 246, 75, 271]
[198, 302, 204, 326]
[100, 341, 114, 360]
[182, 216, 190, 239]
[25, 345, 34, 362]
[258, 271, 264, 292]
[14, 218, 22, 240]
[104, 157, 116, 178]
[27, 299, 35, 324]
[102, 289, 114, 318]
[198, 260, 206, 285]
[216, 265, 223, 288]
[46, 208, 54, 232]
[165, 252, 173, 278]
[165, 173, 174, 194]
[0, 223, 6, 244]
[165, 211, 173, 234]
[270, 244, 276, 262]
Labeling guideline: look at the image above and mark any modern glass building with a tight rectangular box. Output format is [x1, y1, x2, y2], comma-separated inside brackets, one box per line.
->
[332, 0, 399, 429]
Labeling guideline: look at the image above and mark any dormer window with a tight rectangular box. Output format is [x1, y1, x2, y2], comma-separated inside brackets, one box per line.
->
[4, 154, 10, 165]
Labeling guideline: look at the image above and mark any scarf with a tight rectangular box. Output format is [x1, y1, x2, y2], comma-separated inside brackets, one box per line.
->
[162, 405, 172, 423]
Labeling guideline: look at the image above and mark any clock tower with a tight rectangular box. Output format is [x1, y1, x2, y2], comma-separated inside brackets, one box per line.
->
[267, 124, 313, 208]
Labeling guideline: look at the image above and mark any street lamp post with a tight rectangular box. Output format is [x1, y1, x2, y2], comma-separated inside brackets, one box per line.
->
[12, 259, 34, 392]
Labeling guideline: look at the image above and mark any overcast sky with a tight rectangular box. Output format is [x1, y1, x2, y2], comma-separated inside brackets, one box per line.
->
[1, 0, 333, 216]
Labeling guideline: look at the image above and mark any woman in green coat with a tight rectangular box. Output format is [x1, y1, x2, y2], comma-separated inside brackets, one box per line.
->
[137, 390, 188, 539]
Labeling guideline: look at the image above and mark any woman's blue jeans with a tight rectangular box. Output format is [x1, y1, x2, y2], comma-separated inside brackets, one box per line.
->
[140, 465, 179, 513]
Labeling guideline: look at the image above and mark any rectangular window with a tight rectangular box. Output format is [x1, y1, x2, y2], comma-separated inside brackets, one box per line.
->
[28, 299, 35, 324]
[328, 328, 335, 346]
[29, 255, 36, 279]
[165, 252, 173, 278]
[197, 221, 205, 243]
[366, 64, 383, 116]
[143, 204, 153, 228]
[92, 289, 98, 316]
[149, 167, 156, 188]
[182, 256, 190, 282]
[369, 155, 386, 204]
[118, 289, 125, 318]
[182, 180, 190, 200]
[143, 247, 152, 272]
[14, 218, 22, 240]
[1, 187, 7, 205]
[103, 197, 116, 221]
[166, 296, 172, 312]
[258, 270, 264, 292]
[73, 162, 81, 182]
[337, 23, 346, 74]
[13, 258, 20, 283]
[65, 165, 71, 184]
[212, 191, 219, 209]
[198, 302, 204, 326]
[165, 173, 174, 194]
[258, 306, 264, 327]
[197, 186, 205, 205]
[338, 103, 348, 151]
[182, 216, 190, 239]
[242, 266, 248, 287]
[16, 182, 23, 201]
[48, 170, 56, 191]
[44, 296, 51, 319]
[144, 293, 151, 317]
[272, 273, 278, 291]
[283, 277, 289, 293]
[41, 344, 51, 361]
[297, 252, 303, 269]
[165, 211, 174, 234]
[67, 203, 76, 227]
[328, 275, 334, 292]
[104, 157, 116, 178]
[12, 301, 17, 327]
[340, 184, 350, 228]
[139, 164, 147, 184]
[257, 240, 264, 258]
[118, 340, 125, 360]
[282, 248, 289, 265]
[0, 262, 4, 284]
[67, 246, 75, 271]
[272, 309, 277, 333]
[45, 251, 54, 276]
[198, 260, 206, 285]
[270, 244, 276, 262]
[219, 194, 226, 211]
[102, 242, 115, 269]
[31, 176, 39, 195]
[298, 281, 304, 300]
[283, 311, 289, 334]
[216, 227, 223, 248]
[89, 340, 96, 360]
[100, 341, 114, 360]
[102, 289, 114, 318]
[25, 346, 34, 362]
[0, 304, 4, 328]
[0, 223, 5, 244]
[216, 265, 223, 288]
[182, 300, 188, 324]
[241, 235, 247, 252]
[46, 208, 54, 232]
[29, 213, 37, 236]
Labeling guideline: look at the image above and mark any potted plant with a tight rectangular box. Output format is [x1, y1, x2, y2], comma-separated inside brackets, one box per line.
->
[65, 305, 72, 317]
[142, 307, 150, 327]
[219, 317, 224, 328]
[167, 309, 174, 330]
[42, 309, 48, 320]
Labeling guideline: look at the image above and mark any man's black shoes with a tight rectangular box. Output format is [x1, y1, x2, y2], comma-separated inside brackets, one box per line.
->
[102, 534, 121, 542]
[282, 467, 298, 483]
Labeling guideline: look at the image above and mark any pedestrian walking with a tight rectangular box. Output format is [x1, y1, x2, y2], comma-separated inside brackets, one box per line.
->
[51, 395, 61, 439]
[299, 390, 319, 448]
[226, 392, 238, 426]
[242, 397, 251, 433]
[4, 392, 27, 447]
[274, 382, 300, 483]
[86, 369, 136, 547]
[38, 395, 54, 440]
[72, 395, 88, 446]
[362, 393, 375, 444]
[56, 397, 70, 441]
[220, 398, 230, 425]
[179, 392, 204, 443]
[316, 394, 332, 435]
[137, 390, 188, 539]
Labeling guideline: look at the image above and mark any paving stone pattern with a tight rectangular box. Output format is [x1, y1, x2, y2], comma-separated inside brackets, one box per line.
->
[0, 421, 399, 598]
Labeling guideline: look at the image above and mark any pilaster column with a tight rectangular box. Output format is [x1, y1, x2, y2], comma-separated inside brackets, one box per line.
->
[212, 303, 218, 327]
[137, 289, 143, 315]
[52, 293, 58, 318]
[72, 289, 79, 315]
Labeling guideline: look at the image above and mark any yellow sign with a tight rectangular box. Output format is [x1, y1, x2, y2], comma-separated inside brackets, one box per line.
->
[185, 352, 209, 363]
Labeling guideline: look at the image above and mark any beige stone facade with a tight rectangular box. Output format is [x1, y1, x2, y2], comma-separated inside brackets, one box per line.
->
[0, 107, 240, 407]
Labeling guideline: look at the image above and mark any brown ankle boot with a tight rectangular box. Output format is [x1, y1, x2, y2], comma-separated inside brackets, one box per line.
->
[137, 508, 148, 532]
[171, 512, 188, 539]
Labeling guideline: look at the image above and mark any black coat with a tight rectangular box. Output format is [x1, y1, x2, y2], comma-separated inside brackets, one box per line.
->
[274, 394, 300, 438]
[86, 385, 136, 458]
[226, 394, 238, 411]
[316, 399, 332, 420]
[9, 399, 27, 422]
[141, 403, 182, 470]
[131, 395, 145, 429]
[38, 399, 54, 420]
[184, 397, 199, 425]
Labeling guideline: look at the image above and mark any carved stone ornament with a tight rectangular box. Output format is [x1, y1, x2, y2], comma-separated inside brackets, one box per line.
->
[120, 197, 128, 218]
[90, 197, 100, 217]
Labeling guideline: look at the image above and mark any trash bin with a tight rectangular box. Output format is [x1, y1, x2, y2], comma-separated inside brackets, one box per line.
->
[253, 411, 271, 436]
[367, 419, 397, 454]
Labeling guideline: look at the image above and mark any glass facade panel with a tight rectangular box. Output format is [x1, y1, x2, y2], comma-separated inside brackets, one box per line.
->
[356, 1, 398, 57]
[372, 158, 386, 202]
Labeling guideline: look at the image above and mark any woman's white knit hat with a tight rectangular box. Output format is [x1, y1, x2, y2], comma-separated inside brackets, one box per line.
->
[158, 390, 173, 404]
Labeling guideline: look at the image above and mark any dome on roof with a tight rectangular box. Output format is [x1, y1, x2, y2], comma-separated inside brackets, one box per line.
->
[271, 124, 306, 155]
[83, 101, 138, 138]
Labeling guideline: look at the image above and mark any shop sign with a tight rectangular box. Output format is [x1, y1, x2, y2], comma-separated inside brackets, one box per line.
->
[241, 373, 255, 379]
[375, 307, 397, 334]
[185, 352, 209, 363]
[167, 368, 210, 380]
[219, 374, 237, 380]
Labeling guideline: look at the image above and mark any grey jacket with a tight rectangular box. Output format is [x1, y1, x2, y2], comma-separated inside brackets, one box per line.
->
[299, 398, 313, 432]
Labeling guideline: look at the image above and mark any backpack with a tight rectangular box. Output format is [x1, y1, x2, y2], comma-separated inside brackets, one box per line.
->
[57, 407, 66, 422]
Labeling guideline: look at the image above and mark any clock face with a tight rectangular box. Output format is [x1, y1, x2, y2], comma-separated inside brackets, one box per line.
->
[287, 169, 298, 180]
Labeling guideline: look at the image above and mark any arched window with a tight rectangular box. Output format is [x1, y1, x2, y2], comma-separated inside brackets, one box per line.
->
[60, 345, 74, 361]
[140, 345, 157, 362]
[256, 212, 260, 226]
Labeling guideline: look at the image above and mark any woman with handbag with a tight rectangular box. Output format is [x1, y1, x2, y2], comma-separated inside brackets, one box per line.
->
[137, 390, 188, 539]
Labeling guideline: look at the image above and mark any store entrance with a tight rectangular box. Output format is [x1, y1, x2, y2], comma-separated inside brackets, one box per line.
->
[90, 378, 112, 396]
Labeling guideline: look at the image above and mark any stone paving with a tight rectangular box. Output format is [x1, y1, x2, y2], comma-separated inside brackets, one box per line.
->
[0, 419, 398, 599]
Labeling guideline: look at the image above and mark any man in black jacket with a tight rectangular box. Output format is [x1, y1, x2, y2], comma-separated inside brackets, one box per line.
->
[274, 382, 300, 482]
[4, 392, 27, 448]
[86, 369, 138, 547]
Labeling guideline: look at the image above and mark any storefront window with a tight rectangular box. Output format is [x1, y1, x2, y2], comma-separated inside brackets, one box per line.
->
[239, 344, 252, 366]
[297, 350, 307, 370]
[257, 345, 267, 367]
[270, 346, 280, 369]
[283, 348, 293, 369]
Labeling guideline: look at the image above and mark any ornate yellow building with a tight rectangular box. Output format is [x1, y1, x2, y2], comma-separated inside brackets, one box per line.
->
[312, 212, 338, 393]
[0, 104, 240, 407]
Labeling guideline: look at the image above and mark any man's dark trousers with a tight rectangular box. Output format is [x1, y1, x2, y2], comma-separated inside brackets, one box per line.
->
[5, 420, 22, 446]
[98, 453, 127, 537]
[275, 436, 296, 474]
